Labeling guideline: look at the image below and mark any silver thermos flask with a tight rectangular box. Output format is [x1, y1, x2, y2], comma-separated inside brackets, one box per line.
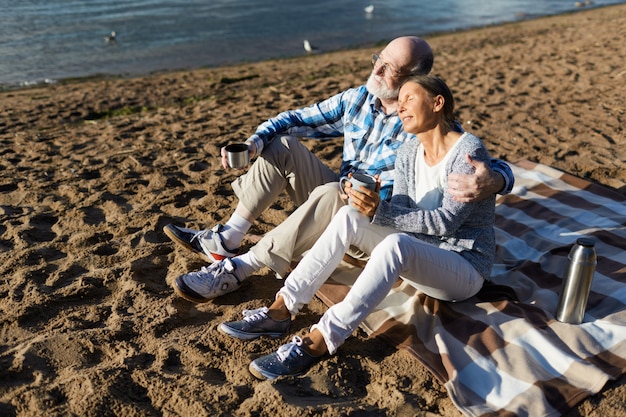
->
[556, 238, 597, 324]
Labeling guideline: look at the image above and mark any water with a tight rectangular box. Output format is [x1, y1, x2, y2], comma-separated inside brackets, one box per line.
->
[1, 0, 623, 88]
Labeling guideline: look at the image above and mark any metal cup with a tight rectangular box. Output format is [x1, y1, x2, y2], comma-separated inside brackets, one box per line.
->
[225, 143, 250, 168]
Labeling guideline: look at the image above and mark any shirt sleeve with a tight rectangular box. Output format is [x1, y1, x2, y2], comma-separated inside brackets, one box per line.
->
[491, 158, 515, 195]
[246, 90, 349, 155]
[453, 120, 514, 196]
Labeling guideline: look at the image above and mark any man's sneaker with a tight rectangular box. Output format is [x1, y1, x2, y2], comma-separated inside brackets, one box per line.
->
[249, 336, 323, 380]
[173, 258, 242, 303]
[164, 223, 239, 262]
[163, 224, 205, 256]
[219, 307, 291, 340]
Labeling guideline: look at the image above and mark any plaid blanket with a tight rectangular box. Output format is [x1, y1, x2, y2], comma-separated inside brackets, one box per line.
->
[316, 159, 626, 417]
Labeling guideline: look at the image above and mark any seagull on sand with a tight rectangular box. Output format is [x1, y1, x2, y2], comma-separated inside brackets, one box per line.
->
[303, 40, 317, 53]
[364, 4, 374, 14]
[104, 31, 117, 43]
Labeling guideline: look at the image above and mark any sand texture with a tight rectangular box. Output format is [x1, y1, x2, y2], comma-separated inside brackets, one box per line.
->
[1, 4, 625, 416]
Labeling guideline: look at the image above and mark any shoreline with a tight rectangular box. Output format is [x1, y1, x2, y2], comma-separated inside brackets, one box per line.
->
[1, 3, 625, 416]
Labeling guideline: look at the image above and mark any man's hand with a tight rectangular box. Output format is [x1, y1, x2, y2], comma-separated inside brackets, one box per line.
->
[447, 154, 504, 202]
[221, 142, 257, 169]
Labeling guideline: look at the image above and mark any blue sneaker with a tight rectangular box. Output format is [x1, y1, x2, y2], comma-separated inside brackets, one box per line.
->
[219, 307, 291, 340]
[249, 336, 323, 380]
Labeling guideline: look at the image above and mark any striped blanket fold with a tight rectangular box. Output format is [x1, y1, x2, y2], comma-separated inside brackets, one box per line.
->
[316, 159, 626, 417]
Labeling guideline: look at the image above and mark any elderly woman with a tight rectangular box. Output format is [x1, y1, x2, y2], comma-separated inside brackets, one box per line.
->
[220, 75, 496, 380]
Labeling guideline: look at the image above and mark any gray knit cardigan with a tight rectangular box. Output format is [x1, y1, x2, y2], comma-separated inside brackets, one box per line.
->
[372, 132, 496, 280]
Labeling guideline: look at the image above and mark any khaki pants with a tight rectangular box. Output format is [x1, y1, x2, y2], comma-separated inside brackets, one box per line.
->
[231, 136, 345, 277]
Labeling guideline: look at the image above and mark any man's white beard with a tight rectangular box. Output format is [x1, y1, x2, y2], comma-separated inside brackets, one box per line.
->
[366, 73, 400, 100]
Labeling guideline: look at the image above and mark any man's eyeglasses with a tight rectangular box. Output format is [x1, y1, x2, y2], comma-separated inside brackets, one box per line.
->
[371, 54, 412, 78]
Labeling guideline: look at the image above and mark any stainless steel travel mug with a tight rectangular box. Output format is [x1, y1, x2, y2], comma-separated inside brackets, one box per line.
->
[225, 143, 250, 168]
[556, 238, 597, 324]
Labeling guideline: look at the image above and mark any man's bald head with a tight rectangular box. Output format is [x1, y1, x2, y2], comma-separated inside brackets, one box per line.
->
[384, 36, 434, 76]
[366, 36, 434, 103]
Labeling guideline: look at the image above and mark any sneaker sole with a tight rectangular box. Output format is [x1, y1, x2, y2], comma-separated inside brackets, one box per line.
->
[218, 323, 285, 340]
[248, 361, 279, 380]
[172, 277, 211, 303]
[248, 361, 306, 380]
[163, 226, 206, 256]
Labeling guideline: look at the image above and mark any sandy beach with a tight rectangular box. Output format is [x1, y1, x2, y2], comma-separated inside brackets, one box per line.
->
[1, 4, 625, 416]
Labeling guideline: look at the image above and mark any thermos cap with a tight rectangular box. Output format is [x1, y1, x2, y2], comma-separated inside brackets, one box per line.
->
[569, 237, 597, 264]
[576, 237, 595, 247]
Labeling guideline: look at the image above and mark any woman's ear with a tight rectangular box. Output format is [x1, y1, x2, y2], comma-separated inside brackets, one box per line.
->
[433, 94, 445, 112]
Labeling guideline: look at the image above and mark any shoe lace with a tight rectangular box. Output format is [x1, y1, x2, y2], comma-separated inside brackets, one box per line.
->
[191, 228, 213, 244]
[191, 224, 236, 254]
[276, 336, 304, 362]
[242, 307, 270, 323]
[196, 259, 240, 290]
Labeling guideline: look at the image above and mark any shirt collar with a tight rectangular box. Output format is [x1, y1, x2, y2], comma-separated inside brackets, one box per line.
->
[369, 94, 397, 117]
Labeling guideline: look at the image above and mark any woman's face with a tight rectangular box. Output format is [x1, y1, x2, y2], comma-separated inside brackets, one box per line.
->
[398, 81, 438, 134]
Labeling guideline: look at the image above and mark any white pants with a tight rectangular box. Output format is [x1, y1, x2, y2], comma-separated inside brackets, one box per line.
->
[278, 206, 484, 354]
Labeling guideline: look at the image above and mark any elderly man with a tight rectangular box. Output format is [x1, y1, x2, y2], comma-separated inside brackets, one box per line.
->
[164, 36, 514, 302]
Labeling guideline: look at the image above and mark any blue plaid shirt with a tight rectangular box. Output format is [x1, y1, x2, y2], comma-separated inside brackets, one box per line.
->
[247, 85, 514, 201]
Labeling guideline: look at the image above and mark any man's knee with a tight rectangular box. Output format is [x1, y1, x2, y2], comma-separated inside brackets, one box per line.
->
[263, 135, 298, 155]
[255, 135, 304, 170]
[309, 183, 343, 203]
[279, 135, 299, 148]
